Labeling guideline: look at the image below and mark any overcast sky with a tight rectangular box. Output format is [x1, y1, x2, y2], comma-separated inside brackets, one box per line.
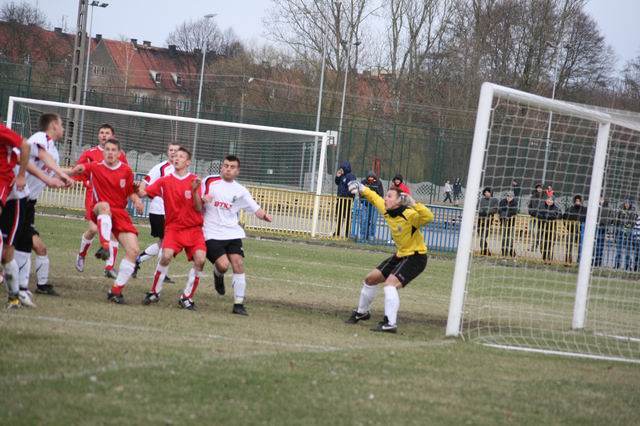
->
[12, 0, 640, 70]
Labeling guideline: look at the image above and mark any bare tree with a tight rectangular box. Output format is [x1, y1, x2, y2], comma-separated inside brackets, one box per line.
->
[0, 1, 47, 26]
[622, 54, 640, 101]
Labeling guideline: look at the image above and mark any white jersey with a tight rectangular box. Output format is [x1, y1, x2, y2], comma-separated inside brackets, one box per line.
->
[144, 160, 174, 215]
[201, 175, 260, 240]
[7, 148, 30, 201]
[25, 131, 59, 200]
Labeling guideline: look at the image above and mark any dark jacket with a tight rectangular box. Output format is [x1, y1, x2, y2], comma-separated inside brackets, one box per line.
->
[528, 191, 545, 218]
[537, 202, 561, 221]
[453, 180, 462, 197]
[499, 198, 518, 220]
[334, 161, 356, 198]
[512, 182, 521, 198]
[361, 172, 384, 197]
[563, 204, 587, 222]
[478, 196, 498, 217]
[599, 200, 614, 227]
[615, 204, 636, 229]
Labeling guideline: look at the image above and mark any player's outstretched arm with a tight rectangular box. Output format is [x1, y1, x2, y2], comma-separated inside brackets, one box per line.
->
[37, 148, 73, 186]
[26, 161, 65, 188]
[352, 182, 386, 215]
[255, 209, 272, 222]
[14, 138, 30, 191]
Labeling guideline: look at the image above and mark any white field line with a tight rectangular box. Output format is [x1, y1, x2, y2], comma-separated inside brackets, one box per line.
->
[593, 332, 640, 343]
[483, 343, 640, 364]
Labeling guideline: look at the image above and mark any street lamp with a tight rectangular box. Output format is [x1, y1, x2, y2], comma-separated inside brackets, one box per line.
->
[78, 1, 108, 147]
[334, 38, 361, 172]
[541, 41, 562, 184]
[192, 13, 217, 161]
[310, 21, 328, 191]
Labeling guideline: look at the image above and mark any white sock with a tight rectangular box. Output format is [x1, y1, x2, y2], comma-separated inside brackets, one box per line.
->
[3, 259, 19, 295]
[14, 250, 31, 290]
[357, 282, 378, 314]
[114, 259, 135, 287]
[79, 235, 93, 257]
[139, 242, 160, 263]
[232, 273, 246, 304]
[151, 262, 168, 294]
[384, 286, 400, 326]
[106, 241, 118, 269]
[35, 255, 49, 286]
[97, 214, 112, 247]
[182, 268, 203, 299]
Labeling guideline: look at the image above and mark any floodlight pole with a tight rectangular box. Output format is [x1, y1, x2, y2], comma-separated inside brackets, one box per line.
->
[192, 13, 217, 161]
[542, 44, 561, 184]
[334, 39, 360, 173]
[310, 22, 328, 192]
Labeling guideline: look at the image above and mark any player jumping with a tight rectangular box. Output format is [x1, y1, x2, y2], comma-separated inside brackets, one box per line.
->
[195, 155, 272, 316]
[136, 147, 206, 310]
[132, 142, 180, 283]
[71, 138, 144, 304]
[75, 124, 127, 278]
[345, 181, 434, 333]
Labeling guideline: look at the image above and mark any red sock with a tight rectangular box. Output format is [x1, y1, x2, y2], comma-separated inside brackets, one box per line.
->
[110, 284, 122, 296]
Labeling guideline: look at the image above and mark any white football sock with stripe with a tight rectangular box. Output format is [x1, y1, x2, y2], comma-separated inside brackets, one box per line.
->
[14, 250, 31, 290]
[151, 262, 168, 294]
[357, 282, 378, 314]
[232, 273, 246, 304]
[139, 242, 160, 263]
[182, 268, 202, 300]
[114, 259, 135, 287]
[384, 286, 400, 326]
[79, 235, 93, 257]
[35, 255, 49, 286]
[3, 259, 19, 296]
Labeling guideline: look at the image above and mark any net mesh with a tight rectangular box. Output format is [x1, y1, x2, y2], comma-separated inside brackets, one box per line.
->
[461, 91, 640, 362]
[10, 100, 326, 192]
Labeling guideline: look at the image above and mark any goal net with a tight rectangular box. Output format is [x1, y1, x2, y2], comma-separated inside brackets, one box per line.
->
[6, 96, 337, 237]
[446, 83, 640, 363]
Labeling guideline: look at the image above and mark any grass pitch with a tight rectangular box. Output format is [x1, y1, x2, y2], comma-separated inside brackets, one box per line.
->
[0, 215, 639, 425]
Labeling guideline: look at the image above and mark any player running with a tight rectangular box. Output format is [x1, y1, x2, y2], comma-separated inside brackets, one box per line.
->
[345, 181, 434, 333]
[75, 124, 128, 278]
[12, 113, 73, 298]
[71, 138, 144, 304]
[132, 143, 180, 283]
[0, 124, 30, 308]
[136, 147, 206, 310]
[195, 155, 272, 316]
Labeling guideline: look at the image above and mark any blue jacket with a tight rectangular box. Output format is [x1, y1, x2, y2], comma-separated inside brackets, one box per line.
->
[335, 161, 356, 198]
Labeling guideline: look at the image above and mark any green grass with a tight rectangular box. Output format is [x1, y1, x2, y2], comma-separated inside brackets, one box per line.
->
[0, 215, 639, 425]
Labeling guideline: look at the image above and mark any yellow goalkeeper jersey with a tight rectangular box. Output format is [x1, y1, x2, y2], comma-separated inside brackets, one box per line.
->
[361, 187, 434, 257]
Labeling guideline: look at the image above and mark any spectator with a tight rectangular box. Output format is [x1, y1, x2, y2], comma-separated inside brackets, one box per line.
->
[537, 197, 561, 263]
[631, 214, 640, 272]
[390, 174, 411, 194]
[499, 191, 518, 257]
[511, 179, 522, 207]
[545, 184, 554, 199]
[358, 172, 384, 240]
[528, 184, 545, 250]
[563, 195, 587, 265]
[594, 197, 613, 267]
[334, 161, 356, 237]
[614, 198, 636, 270]
[453, 178, 462, 205]
[443, 180, 453, 204]
[477, 187, 498, 256]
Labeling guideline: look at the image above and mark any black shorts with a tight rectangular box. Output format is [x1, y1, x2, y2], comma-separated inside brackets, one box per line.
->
[206, 238, 244, 263]
[14, 199, 38, 252]
[149, 213, 165, 239]
[0, 198, 26, 246]
[376, 253, 428, 286]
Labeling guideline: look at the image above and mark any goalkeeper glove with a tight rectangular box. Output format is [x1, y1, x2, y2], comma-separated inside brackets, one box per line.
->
[347, 180, 364, 195]
[400, 193, 416, 207]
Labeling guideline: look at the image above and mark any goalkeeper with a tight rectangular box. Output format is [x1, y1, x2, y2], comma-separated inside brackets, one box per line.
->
[345, 180, 434, 333]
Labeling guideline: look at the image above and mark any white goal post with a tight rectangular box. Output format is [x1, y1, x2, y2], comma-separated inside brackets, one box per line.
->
[6, 96, 337, 238]
[446, 82, 640, 363]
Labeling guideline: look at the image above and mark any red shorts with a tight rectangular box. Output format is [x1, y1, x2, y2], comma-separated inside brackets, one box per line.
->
[0, 178, 12, 207]
[162, 227, 206, 261]
[84, 183, 94, 221]
[91, 208, 138, 238]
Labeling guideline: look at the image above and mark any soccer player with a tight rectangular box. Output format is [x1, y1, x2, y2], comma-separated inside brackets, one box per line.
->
[71, 138, 144, 304]
[195, 155, 272, 316]
[136, 147, 206, 310]
[132, 143, 180, 282]
[0, 124, 30, 308]
[12, 113, 74, 298]
[75, 124, 128, 278]
[345, 181, 434, 333]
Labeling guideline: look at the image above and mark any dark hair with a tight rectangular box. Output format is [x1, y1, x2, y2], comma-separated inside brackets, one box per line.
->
[535, 184, 543, 190]
[224, 154, 240, 166]
[573, 195, 583, 203]
[177, 146, 192, 159]
[98, 123, 115, 134]
[104, 138, 121, 149]
[482, 187, 492, 196]
[393, 174, 403, 182]
[387, 187, 402, 197]
[39, 113, 60, 131]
